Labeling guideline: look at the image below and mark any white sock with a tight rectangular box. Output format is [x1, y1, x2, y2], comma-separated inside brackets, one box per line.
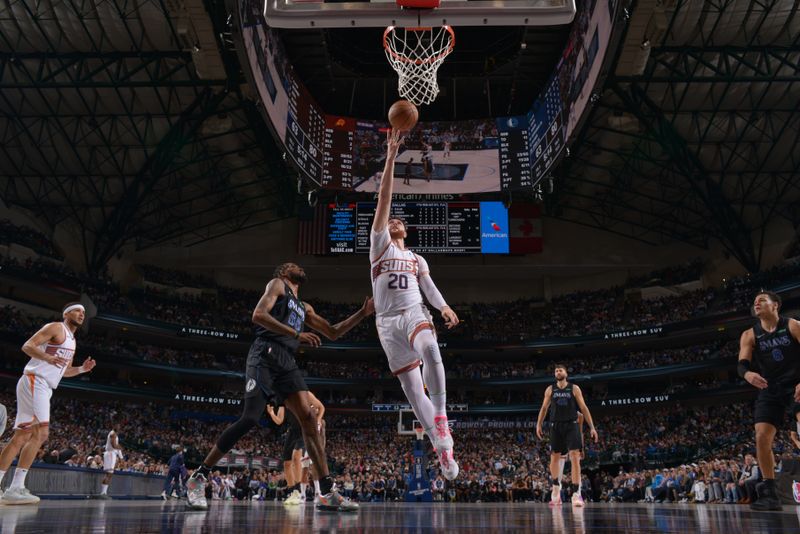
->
[414, 330, 447, 417]
[10, 468, 28, 489]
[558, 458, 566, 482]
[314, 480, 321, 496]
[101, 484, 109, 495]
[300, 483, 307, 497]
[397, 367, 437, 444]
[0, 469, 6, 483]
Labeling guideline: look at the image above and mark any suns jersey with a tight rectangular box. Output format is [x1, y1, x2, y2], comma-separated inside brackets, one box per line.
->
[23, 322, 75, 389]
[105, 430, 118, 453]
[370, 228, 429, 315]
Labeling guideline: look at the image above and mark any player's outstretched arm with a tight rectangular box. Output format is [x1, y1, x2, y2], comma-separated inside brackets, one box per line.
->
[573, 385, 598, 443]
[416, 255, 459, 329]
[536, 386, 552, 440]
[372, 129, 404, 233]
[737, 328, 768, 390]
[303, 297, 374, 341]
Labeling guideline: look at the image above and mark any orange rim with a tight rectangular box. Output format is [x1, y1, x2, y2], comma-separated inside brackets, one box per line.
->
[383, 25, 456, 66]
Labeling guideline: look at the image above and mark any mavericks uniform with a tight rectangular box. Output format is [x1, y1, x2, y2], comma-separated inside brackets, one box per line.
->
[245, 283, 309, 404]
[282, 410, 305, 462]
[751, 316, 800, 428]
[370, 228, 435, 375]
[15, 322, 75, 430]
[103, 430, 123, 473]
[548, 383, 582, 454]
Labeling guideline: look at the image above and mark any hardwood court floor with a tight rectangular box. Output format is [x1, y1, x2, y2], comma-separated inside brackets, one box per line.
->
[1, 499, 798, 533]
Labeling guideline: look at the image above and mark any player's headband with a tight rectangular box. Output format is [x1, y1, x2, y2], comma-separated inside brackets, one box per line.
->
[63, 304, 85, 315]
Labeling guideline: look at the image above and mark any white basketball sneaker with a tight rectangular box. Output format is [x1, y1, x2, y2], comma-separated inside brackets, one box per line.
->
[284, 490, 302, 506]
[572, 492, 585, 507]
[185, 473, 208, 510]
[549, 485, 562, 506]
[2, 487, 40, 505]
[433, 416, 458, 480]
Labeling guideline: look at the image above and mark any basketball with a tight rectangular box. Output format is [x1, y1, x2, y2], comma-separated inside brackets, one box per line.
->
[388, 100, 418, 131]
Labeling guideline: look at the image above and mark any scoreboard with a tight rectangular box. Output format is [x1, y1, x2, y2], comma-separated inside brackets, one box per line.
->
[325, 201, 509, 254]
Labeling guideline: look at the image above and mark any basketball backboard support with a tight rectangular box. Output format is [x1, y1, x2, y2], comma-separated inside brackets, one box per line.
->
[263, 0, 576, 28]
[398, 408, 419, 436]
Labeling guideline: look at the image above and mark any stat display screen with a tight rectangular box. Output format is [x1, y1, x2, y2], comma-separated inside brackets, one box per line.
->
[325, 202, 509, 254]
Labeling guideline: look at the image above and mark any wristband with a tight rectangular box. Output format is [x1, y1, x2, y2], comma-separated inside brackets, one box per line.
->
[737, 359, 751, 379]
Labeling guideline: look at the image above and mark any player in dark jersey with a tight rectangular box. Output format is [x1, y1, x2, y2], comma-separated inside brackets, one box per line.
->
[536, 364, 598, 507]
[737, 290, 800, 511]
[185, 263, 373, 511]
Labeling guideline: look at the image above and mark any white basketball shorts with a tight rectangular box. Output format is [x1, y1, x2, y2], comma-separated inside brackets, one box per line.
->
[376, 304, 435, 375]
[103, 451, 118, 473]
[14, 374, 52, 430]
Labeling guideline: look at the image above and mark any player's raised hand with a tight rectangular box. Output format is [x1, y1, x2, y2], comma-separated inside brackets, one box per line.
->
[441, 306, 459, 329]
[362, 297, 375, 316]
[386, 129, 404, 159]
[298, 332, 322, 347]
[744, 370, 768, 389]
[80, 357, 96, 373]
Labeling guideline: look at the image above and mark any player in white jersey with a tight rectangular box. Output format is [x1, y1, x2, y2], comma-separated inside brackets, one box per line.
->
[98, 429, 123, 499]
[370, 129, 460, 480]
[0, 303, 96, 504]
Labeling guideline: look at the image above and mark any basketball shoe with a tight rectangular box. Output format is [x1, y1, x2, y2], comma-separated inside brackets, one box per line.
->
[434, 415, 459, 480]
[1, 487, 40, 505]
[571, 491, 585, 507]
[284, 490, 302, 506]
[316, 488, 359, 512]
[549, 485, 562, 506]
[185, 472, 208, 510]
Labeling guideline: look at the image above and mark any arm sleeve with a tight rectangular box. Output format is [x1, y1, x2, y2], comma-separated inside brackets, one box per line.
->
[369, 228, 391, 263]
[416, 255, 448, 311]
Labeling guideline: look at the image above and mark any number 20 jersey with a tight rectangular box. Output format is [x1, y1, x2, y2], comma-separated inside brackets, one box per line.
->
[370, 228, 425, 316]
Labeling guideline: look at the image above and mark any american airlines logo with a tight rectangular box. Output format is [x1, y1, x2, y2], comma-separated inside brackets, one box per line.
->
[371, 258, 418, 281]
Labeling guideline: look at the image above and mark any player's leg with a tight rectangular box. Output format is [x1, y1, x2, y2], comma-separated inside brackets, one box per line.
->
[395, 366, 436, 443]
[569, 449, 584, 506]
[751, 390, 783, 511]
[549, 452, 562, 505]
[187, 392, 267, 509]
[0, 375, 38, 490]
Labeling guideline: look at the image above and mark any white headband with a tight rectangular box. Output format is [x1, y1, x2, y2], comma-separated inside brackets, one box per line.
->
[63, 304, 85, 315]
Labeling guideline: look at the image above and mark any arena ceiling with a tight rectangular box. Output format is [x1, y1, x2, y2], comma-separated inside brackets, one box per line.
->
[1, 0, 799, 274]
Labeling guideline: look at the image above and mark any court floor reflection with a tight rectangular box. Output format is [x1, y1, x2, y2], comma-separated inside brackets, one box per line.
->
[2, 500, 799, 533]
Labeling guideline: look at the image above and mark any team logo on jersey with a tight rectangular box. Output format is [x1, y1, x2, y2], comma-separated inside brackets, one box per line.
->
[772, 348, 784, 362]
[246, 378, 256, 392]
[793, 481, 800, 503]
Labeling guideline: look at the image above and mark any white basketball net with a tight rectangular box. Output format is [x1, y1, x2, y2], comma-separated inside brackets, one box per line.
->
[383, 26, 455, 106]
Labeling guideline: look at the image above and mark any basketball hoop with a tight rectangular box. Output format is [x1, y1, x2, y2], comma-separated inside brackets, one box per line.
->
[383, 25, 455, 106]
[414, 424, 425, 441]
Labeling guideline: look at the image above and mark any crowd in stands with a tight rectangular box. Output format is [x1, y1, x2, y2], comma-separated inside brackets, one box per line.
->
[4, 245, 799, 345]
[139, 264, 215, 288]
[1, 388, 785, 505]
[0, 304, 736, 384]
[0, 219, 64, 260]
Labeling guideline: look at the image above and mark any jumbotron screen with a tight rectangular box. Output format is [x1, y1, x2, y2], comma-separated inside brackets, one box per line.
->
[237, 0, 615, 193]
[326, 201, 509, 254]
